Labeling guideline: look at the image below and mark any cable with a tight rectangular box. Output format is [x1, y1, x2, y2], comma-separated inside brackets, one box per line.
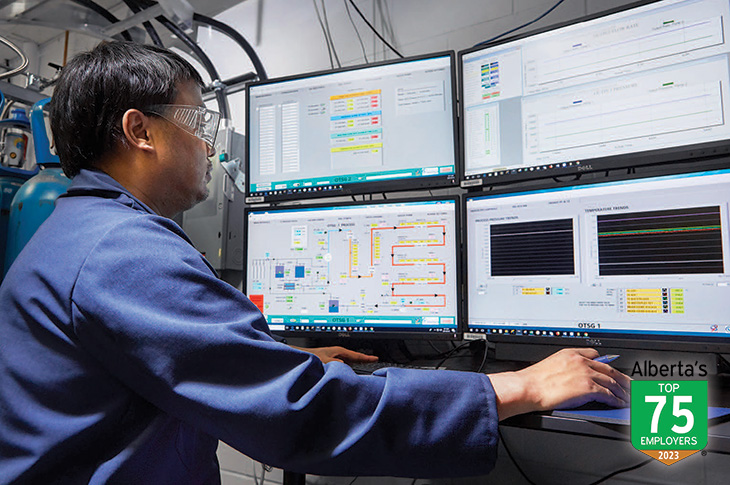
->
[192, 13, 268, 81]
[321, 0, 341, 68]
[475, 341, 491, 374]
[586, 458, 653, 485]
[426, 340, 442, 354]
[0, 35, 29, 81]
[70, 0, 134, 42]
[475, 0, 566, 47]
[376, 0, 397, 51]
[347, 477, 359, 485]
[313, 0, 335, 69]
[502, 424, 654, 485]
[344, 0, 368, 63]
[434, 341, 472, 369]
[498, 428, 539, 485]
[347, 0, 403, 58]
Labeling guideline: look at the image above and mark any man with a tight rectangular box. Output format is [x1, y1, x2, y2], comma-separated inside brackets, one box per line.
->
[0, 41, 629, 483]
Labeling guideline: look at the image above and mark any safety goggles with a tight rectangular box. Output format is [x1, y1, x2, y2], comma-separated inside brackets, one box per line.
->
[145, 104, 221, 149]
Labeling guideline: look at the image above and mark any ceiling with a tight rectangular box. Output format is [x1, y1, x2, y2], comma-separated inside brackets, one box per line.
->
[0, 0, 245, 47]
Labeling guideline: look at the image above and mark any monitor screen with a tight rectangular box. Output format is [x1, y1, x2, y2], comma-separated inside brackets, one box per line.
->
[245, 52, 458, 203]
[459, 0, 730, 188]
[464, 168, 730, 352]
[245, 197, 461, 340]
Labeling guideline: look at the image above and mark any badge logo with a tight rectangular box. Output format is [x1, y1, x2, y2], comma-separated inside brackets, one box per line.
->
[631, 380, 708, 465]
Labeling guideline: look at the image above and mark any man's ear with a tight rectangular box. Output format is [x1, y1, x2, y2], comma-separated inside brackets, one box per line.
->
[121, 109, 154, 152]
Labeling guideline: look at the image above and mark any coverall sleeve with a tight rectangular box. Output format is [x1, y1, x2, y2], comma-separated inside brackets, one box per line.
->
[70, 215, 499, 478]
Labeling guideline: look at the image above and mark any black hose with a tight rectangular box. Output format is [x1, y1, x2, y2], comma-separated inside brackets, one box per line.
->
[154, 16, 230, 120]
[70, 0, 134, 42]
[193, 13, 268, 81]
[143, 20, 164, 47]
[122, 0, 230, 118]
[120, 0, 164, 47]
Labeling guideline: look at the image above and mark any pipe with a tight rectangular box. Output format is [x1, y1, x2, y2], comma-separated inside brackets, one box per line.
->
[154, 15, 230, 120]
[71, 0, 134, 42]
[193, 13, 268, 81]
[0, 35, 29, 81]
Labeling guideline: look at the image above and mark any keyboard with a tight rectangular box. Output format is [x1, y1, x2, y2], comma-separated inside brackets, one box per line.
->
[349, 361, 438, 375]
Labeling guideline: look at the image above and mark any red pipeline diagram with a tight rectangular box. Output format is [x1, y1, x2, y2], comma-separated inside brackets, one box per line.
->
[347, 223, 448, 308]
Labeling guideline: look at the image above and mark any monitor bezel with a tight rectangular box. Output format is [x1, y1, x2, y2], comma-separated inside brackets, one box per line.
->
[245, 51, 460, 204]
[462, 163, 730, 354]
[243, 195, 463, 341]
[457, 0, 730, 189]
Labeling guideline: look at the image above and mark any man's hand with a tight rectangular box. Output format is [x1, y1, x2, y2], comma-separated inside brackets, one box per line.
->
[488, 348, 631, 420]
[291, 345, 379, 364]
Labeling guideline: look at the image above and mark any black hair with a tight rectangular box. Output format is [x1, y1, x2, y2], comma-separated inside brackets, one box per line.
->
[49, 41, 204, 177]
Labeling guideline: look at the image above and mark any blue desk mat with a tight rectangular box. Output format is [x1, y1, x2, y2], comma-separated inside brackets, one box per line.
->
[551, 406, 730, 426]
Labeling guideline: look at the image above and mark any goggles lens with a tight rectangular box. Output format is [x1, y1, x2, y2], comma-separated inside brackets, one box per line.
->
[146, 104, 221, 148]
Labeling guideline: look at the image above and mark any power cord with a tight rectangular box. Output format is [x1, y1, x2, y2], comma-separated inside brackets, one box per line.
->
[498, 428, 538, 485]
[475, 0, 566, 47]
[313, 0, 338, 69]
[347, 0, 404, 58]
[475, 340, 493, 374]
[344, 0, 369, 63]
[434, 341, 472, 368]
[320, 0, 341, 68]
[586, 458, 653, 485]
[500, 427, 655, 485]
[374, 0, 397, 56]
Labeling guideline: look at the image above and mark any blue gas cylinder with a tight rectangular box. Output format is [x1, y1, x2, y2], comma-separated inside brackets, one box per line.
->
[0, 109, 32, 168]
[3, 98, 71, 277]
[0, 99, 36, 277]
[3, 168, 71, 276]
[0, 172, 26, 275]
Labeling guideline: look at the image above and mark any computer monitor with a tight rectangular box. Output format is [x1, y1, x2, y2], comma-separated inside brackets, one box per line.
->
[459, 0, 730, 188]
[464, 168, 730, 353]
[245, 52, 458, 203]
[245, 197, 461, 340]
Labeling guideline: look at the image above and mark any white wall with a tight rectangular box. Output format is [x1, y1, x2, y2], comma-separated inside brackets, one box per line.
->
[198, 0, 639, 135]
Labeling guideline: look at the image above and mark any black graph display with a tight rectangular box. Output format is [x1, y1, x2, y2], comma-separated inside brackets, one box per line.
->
[490, 219, 575, 276]
[597, 206, 724, 275]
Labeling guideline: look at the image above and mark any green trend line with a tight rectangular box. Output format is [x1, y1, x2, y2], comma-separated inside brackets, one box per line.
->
[598, 226, 720, 237]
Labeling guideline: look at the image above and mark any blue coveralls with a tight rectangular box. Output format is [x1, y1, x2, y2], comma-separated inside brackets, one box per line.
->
[0, 169, 499, 483]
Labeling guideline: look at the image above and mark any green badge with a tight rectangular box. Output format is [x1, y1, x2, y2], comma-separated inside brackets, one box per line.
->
[631, 380, 708, 465]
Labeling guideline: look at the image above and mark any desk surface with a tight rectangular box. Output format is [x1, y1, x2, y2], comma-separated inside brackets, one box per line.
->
[439, 356, 730, 454]
[501, 409, 730, 454]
